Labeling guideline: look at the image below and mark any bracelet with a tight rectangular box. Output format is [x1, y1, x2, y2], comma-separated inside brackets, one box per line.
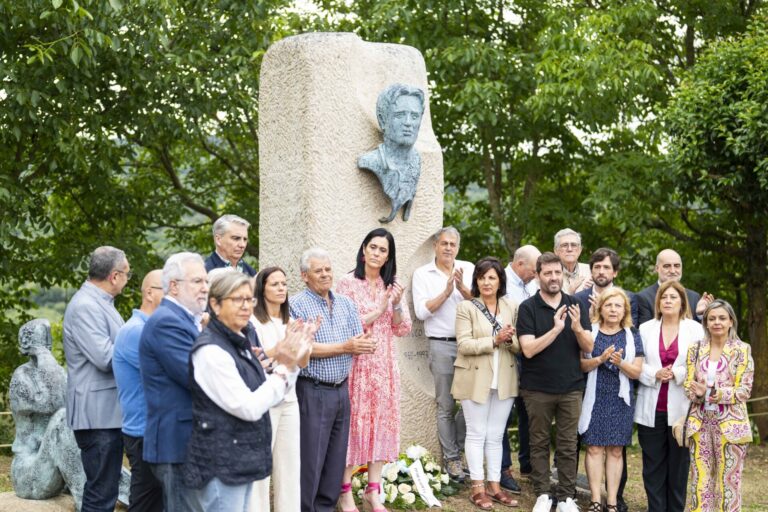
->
[393, 303, 403, 312]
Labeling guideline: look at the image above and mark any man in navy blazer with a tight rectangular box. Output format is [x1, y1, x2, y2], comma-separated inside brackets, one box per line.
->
[635, 249, 713, 326]
[203, 214, 256, 276]
[574, 248, 639, 327]
[139, 252, 209, 512]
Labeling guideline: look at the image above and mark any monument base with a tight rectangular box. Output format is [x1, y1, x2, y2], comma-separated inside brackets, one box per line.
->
[0, 492, 127, 511]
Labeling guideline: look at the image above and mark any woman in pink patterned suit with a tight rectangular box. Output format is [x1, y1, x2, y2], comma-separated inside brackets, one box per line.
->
[337, 228, 412, 512]
[683, 299, 754, 512]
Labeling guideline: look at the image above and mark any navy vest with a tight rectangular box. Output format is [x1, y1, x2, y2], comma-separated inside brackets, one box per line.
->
[182, 317, 272, 488]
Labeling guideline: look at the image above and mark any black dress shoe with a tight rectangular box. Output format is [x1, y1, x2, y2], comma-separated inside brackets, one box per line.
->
[616, 497, 629, 512]
[499, 471, 522, 494]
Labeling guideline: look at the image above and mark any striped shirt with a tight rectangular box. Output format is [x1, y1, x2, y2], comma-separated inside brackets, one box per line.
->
[289, 288, 363, 384]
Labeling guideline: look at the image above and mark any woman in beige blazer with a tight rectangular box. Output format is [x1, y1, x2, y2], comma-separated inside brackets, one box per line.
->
[451, 257, 520, 510]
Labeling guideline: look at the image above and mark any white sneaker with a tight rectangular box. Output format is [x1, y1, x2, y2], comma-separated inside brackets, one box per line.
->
[556, 497, 580, 512]
[533, 494, 553, 512]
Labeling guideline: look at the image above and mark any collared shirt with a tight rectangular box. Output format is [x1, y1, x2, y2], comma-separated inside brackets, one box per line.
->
[165, 296, 203, 332]
[412, 259, 475, 338]
[563, 262, 590, 294]
[516, 291, 591, 394]
[204, 251, 257, 277]
[289, 288, 363, 384]
[113, 309, 150, 437]
[504, 264, 539, 306]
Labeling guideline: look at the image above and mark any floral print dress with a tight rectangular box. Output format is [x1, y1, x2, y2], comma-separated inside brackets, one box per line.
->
[336, 273, 412, 465]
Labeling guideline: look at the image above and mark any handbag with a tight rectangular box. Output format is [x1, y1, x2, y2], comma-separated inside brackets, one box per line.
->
[672, 341, 701, 448]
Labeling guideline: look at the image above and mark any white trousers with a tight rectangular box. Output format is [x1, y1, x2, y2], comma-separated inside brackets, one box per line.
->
[249, 400, 301, 512]
[461, 390, 515, 482]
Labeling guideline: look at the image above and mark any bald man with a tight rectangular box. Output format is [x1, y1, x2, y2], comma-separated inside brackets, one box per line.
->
[113, 270, 165, 512]
[635, 249, 713, 325]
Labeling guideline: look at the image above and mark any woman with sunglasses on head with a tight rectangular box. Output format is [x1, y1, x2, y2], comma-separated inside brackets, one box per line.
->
[182, 270, 315, 511]
[250, 266, 309, 512]
[682, 299, 753, 512]
[336, 228, 411, 512]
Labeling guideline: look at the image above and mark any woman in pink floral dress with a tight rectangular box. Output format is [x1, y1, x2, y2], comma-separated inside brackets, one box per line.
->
[337, 228, 412, 512]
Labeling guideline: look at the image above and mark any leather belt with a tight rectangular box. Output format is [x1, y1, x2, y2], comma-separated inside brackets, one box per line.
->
[298, 376, 347, 388]
[428, 336, 457, 342]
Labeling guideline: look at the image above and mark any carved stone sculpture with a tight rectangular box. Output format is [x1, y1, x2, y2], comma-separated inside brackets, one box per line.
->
[10, 319, 87, 509]
[358, 83, 426, 223]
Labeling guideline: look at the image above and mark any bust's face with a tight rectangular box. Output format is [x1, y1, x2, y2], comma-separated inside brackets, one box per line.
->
[383, 95, 423, 147]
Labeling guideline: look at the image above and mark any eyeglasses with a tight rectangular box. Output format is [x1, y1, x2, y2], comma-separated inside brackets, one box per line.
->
[114, 270, 133, 279]
[149, 286, 164, 290]
[558, 242, 581, 250]
[223, 296, 257, 308]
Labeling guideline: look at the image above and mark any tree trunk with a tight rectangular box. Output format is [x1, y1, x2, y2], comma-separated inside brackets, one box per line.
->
[744, 219, 768, 440]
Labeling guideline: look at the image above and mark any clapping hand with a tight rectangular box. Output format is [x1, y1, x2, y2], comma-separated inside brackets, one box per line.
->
[454, 268, 470, 297]
[655, 365, 674, 382]
[389, 281, 404, 309]
[688, 378, 708, 399]
[494, 324, 516, 346]
[599, 344, 616, 364]
[273, 319, 316, 370]
[567, 304, 584, 332]
[696, 292, 715, 316]
[608, 347, 624, 367]
[553, 305, 568, 330]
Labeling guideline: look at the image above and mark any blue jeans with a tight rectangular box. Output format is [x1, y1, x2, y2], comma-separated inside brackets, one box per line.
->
[73, 428, 123, 512]
[190, 477, 252, 512]
[150, 463, 201, 512]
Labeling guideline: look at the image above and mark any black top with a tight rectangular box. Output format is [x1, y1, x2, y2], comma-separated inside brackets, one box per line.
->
[516, 291, 591, 394]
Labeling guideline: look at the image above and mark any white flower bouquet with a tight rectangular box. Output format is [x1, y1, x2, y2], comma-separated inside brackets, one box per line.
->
[351, 445, 458, 509]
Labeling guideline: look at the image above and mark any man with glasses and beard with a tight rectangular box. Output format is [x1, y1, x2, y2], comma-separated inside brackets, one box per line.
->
[139, 252, 209, 512]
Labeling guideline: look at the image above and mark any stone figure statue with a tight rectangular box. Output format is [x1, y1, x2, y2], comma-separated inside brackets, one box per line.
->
[9, 319, 131, 510]
[10, 319, 87, 508]
[358, 83, 425, 223]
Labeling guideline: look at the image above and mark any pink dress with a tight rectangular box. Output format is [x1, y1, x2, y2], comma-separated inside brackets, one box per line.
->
[336, 273, 412, 465]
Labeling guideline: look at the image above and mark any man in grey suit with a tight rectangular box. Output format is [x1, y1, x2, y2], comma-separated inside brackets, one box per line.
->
[63, 246, 130, 512]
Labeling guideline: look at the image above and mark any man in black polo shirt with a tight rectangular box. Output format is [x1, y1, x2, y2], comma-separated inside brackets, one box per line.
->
[516, 252, 594, 512]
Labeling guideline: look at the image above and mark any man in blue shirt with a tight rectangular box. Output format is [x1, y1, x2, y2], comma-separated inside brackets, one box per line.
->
[114, 269, 164, 512]
[289, 248, 373, 512]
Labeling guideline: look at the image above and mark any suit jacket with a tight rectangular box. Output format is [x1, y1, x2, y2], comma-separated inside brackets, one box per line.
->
[573, 286, 640, 328]
[139, 298, 200, 463]
[683, 338, 753, 444]
[63, 281, 125, 429]
[634, 318, 704, 427]
[636, 282, 701, 326]
[204, 251, 256, 277]
[451, 298, 520, 403]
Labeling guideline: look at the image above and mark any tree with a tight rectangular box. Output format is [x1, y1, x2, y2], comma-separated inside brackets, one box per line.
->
[663, 17, 768, 436]
[0, 0, 297, 388]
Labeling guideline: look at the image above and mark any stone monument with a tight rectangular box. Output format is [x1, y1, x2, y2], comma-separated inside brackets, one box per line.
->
[8, 319, 130, 511]
[259, 32, 443, 454]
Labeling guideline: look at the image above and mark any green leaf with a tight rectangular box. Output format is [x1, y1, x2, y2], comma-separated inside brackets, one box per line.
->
[52, 0, 63, 8]
[70, 45, 82, 66]
[108, 0, 123, 12]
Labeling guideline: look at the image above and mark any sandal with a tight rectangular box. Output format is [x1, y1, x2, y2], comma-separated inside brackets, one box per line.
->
[486, 488, 519, 508]
[587, 502, 602, 512]
[339, 482, 359, 512]
[605, 505, 618, 512]
[363, 482, 387, 512]
[469, 483, 494, 511]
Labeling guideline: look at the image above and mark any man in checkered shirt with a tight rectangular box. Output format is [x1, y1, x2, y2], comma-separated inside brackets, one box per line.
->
[289, 247, 375, 512]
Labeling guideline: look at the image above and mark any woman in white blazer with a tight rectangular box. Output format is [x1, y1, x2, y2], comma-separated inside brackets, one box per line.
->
[635, 280, 704, 512]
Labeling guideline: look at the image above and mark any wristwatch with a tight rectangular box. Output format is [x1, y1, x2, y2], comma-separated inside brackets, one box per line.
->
[393, 303, 403, 312]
